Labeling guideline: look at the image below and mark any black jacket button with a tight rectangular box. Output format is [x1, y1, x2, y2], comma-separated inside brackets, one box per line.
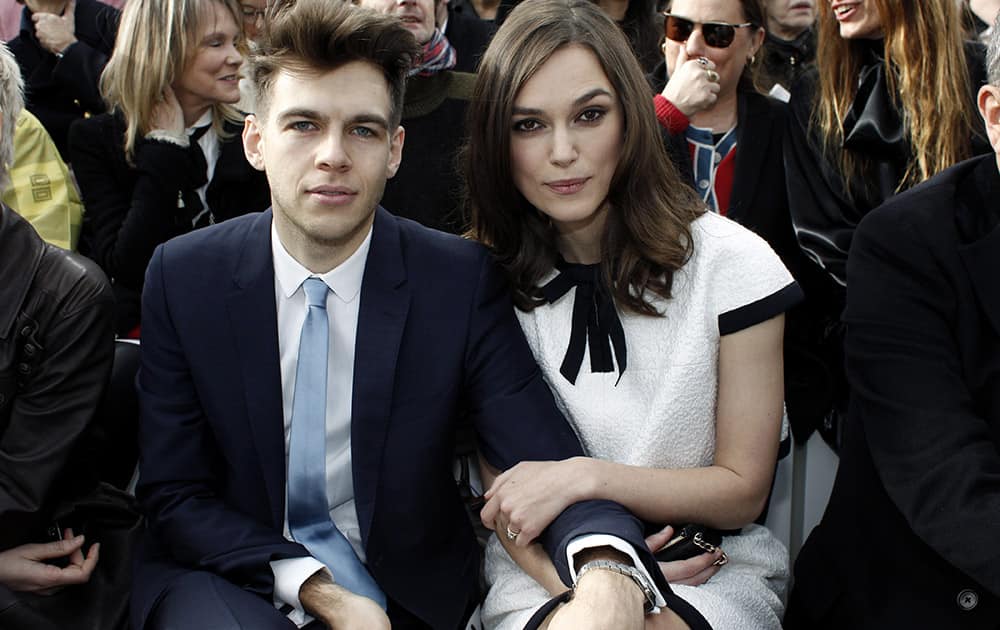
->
[957, 589, 979, 611]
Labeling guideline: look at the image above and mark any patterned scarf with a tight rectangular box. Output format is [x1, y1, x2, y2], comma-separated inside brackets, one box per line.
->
[411, 28, 457, 77]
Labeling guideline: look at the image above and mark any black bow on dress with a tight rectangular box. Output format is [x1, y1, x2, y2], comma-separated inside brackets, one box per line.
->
[540, 261, 627, 385]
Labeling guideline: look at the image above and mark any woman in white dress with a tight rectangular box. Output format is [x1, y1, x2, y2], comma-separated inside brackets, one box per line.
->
[463, 1, 799, 628]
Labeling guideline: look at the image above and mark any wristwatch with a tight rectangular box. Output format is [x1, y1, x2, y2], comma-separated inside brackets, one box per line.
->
[575, 559, 657, 613]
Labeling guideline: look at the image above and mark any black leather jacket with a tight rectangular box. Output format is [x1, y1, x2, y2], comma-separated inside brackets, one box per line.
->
[0, 205, 114, 550]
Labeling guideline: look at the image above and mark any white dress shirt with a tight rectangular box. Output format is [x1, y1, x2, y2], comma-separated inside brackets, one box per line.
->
[186, 111, 219, 226]
[269, 221, 372, 625]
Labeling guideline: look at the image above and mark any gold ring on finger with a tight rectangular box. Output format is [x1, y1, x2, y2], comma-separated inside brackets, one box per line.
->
[506, 525, 520, 541]
[706, 69, 720, 82]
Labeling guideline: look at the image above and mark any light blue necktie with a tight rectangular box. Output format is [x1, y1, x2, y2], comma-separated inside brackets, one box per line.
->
[287, 277, 386, 608]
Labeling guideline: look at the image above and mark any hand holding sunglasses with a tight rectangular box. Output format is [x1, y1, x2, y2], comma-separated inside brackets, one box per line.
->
[662, 12, 754, 49]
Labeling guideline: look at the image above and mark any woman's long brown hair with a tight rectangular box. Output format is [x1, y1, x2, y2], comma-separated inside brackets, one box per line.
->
[464, 0, 704, 316]
[813, 0, 977, 192]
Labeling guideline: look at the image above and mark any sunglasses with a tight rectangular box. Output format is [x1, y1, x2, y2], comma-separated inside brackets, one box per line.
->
[662, 13, 754, 49]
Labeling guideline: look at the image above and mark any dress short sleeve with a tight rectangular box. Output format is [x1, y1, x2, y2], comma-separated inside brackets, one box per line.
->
[691, 212, 802, 335]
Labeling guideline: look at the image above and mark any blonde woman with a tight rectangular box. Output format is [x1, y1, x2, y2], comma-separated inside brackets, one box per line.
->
[69, 0, 270, 336]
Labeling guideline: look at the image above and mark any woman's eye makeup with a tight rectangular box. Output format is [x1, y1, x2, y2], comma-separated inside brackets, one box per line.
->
[512, 118, 543, 133]
[578, 107, 606, 123]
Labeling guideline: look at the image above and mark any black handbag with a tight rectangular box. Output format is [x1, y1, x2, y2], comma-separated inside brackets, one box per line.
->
[653, 523, 731, 563]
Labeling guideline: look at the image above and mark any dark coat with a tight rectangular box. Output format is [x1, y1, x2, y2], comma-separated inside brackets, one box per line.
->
[0, 205, 113, 548]
[0, 205, 137, 630]
[757, 29, 815, 95]
[69, 111, 270, 335]
[444, 4, 495, 73]
[380, 71, 475, 234]
[8, 0, 118, 160]
[131, 208, 681, 630]
[786, 155, 1000, 629]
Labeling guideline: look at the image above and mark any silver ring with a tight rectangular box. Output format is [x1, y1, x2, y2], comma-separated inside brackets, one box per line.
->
[706, 69, 720, 83]
[696, 56, 709, 67]
[506, 525, 520, 541]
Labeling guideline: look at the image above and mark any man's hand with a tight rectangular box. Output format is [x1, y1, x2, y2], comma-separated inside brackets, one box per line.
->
[299, 569, 390, 630]
[0, 528, 99, 594]
[31, 0, 78, 56]
[547, 568, 644, 630]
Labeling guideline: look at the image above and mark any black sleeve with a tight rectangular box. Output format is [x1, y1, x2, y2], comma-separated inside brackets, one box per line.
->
[0, 261, 114, 549]
[845, 206, 1000, 598]
[69, 115, 206, 289]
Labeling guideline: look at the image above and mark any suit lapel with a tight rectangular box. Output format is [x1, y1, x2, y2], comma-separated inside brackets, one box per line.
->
[224, 210, 287, 528]
[957, 160, 1000, 337]
[728, 92, 769, 223]
[351, 208, 410, 548]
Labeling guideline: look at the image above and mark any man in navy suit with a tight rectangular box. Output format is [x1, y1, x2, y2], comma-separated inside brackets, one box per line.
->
[130, 2, 681, 629]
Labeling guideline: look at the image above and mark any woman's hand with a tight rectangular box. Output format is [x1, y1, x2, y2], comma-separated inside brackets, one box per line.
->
[0, 528, 99, 594]
[149, 86, 186, 137]
[480, 457, 591, 546]
[644, 525, 723, 587]
[661, 46, 720, 118]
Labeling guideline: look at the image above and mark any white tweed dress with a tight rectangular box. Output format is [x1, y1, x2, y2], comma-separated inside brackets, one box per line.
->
[482, 212, 795, 630]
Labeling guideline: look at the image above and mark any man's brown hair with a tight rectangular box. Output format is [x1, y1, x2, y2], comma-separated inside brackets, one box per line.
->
[250, 0, 419, 127]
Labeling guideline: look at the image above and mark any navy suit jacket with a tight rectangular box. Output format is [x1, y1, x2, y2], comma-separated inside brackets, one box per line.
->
[132, 208, 658, 629]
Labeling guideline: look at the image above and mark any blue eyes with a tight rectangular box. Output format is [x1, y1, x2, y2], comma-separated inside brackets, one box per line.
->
[285, 122, 379, 138]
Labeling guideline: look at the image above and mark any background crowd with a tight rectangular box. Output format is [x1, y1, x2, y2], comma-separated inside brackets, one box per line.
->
[1, 0, 999, 628]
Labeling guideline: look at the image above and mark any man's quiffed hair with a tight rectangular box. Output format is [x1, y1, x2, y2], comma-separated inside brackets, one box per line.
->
[0, 42, 24, 190]
[250, 0, 420, 127]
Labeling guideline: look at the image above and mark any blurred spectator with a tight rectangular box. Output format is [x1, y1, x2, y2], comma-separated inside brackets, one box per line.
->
[235, 0, 267, 111]
[498, 0, 664, 73]
[438, 0, 495, 72]
[2, 108, 83, 249]
[70, 0, 269, 337]
[449, 0, 500, 19]
[758, 0, 815, 99]
[786, 15, 1000, 628]
[7, 0, 118, 160]
[239, 0, 266, 42]
[356, 0, 490, 233]
[2, 2, 23, 41]
[965, 0, 1000, 42]
[0, 39, 137, 630]
[783, 0, 988, 448]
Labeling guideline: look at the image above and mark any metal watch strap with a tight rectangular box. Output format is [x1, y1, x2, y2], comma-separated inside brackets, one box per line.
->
[575, 559, 656, 613]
